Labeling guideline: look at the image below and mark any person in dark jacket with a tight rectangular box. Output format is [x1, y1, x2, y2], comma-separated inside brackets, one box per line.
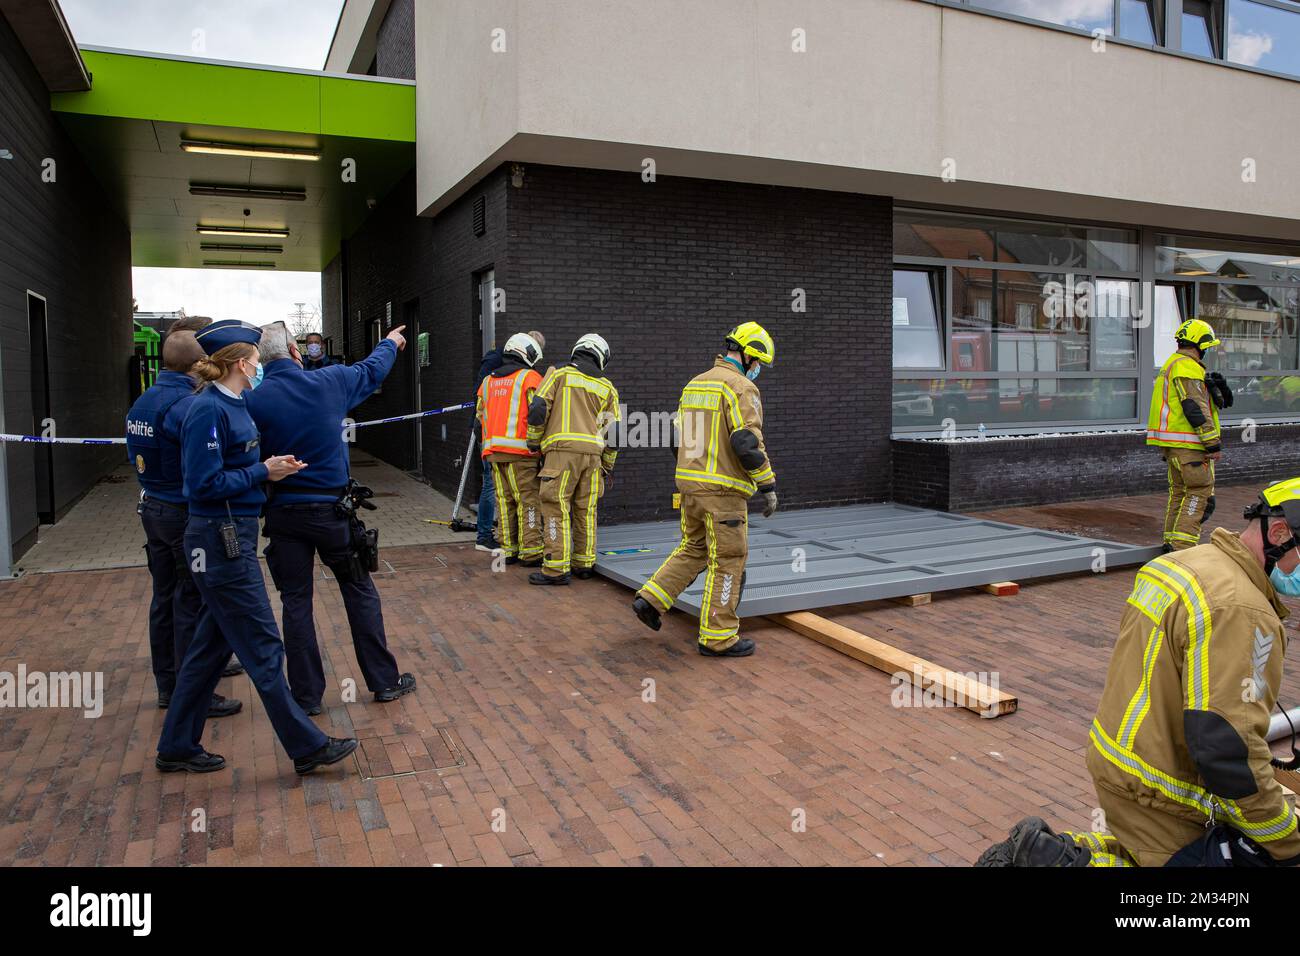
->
[245, 321, 415, 714]
[475, 345, 505, 550]
[155, 320, 356, 777]
[301, 332, 336, 370]
[125, 331, 242, 716]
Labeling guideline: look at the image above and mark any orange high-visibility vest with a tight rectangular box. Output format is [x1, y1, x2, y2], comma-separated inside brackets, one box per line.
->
[478, 367, 542, 457]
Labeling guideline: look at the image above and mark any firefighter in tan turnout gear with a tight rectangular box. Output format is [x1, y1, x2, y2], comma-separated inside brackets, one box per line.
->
[1146, 318, 1234, 551]
[477, 332, 546, 566]
[980, 478, 1300, 868]
[526, 333, 620, 585]
[631, 323, 777, 658]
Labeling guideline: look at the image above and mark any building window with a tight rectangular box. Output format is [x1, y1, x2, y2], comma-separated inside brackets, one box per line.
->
[892, 269, 944, 369]
[1181, 0, 1223, 57]
[1119, 0, 1159, 43]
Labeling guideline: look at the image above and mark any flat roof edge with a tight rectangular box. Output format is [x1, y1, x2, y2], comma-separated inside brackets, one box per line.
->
[76, 44, 415, 86]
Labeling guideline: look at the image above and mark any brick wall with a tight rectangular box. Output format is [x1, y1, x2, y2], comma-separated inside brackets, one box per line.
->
[332, 162, 893, 522]
[505, 164, 894, 523]
[375, 0, 415, 80]
[0, 12, 132, 556]
[893, 425, 1300, 512]
[330, 166, 508, 493]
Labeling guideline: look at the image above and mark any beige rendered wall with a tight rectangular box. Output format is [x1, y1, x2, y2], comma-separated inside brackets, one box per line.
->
[417, 0, 1300, 240]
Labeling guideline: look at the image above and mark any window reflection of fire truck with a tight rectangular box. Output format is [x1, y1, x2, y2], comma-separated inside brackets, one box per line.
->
[928, 330, 1061, 422]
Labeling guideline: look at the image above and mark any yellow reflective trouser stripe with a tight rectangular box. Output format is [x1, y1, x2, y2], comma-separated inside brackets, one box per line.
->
[543, 471, 571, 572]
[491, 462, 513, 554]
[1148, 557, 1212, 710]
[574, 469, 598, 567]
[642, 579, 673, 610]
[1117, 625, 1164, 749]
[642, 506, 688, 611]
[700, 511, 717, 643]
[505, 463, 540, 558]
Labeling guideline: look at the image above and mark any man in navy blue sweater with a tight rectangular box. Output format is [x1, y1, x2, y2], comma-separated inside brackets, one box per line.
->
[245, 321, 415, 714]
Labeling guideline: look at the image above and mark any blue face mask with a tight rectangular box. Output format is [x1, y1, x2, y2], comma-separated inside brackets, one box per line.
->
[307, 343, 322, 358]
[746, 363, 761, 381]
[245, 360, 263, 390]
[1271, 561, 1300, 596]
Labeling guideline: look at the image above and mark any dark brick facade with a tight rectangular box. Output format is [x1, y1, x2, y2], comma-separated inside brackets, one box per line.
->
[0, 11, 132, 557]
[375, 0, 415, 80]
[328, 163, 894, 523]
[892, 425, 1300, 512]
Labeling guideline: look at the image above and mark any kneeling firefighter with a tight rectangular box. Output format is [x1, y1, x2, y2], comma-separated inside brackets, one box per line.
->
[631, 323, 777, 658]
[1146, 318, 1234, 551]
[980, 478, 1300, 867]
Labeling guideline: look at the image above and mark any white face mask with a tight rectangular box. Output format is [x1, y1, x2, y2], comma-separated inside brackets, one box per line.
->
[307, 343, 322, 358]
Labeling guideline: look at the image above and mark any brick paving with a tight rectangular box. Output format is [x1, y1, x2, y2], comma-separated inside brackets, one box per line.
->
[2, 481, 1299, 866]
[15, 449, 466, 574]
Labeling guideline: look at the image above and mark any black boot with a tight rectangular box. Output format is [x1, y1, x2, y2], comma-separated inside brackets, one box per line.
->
[976, 817, 1092, 867]
[529, 571, 569, 585]
[573, 568, 596, 580]
[632, 596, 662, 631]
[374, 673, 416, 702]
[156, 750, 226, 773]
[294, 737, 359, 775]
[207, 694, 242, 718]
[699, 637, 755, 658]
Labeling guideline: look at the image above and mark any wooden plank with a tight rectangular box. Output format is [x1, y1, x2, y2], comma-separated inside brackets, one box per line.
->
[979, 581, 1020, 596]
[769, 611, 1017, 718]
[889, 593, 931, 607]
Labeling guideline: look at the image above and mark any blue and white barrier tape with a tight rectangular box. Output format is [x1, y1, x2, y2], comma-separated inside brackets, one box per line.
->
[0, 400, 476, 445]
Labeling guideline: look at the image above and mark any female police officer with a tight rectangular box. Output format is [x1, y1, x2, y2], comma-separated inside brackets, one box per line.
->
[155, 319, 358, 776]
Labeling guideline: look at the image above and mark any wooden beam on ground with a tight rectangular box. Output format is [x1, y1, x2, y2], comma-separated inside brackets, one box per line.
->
[889, 593, 931, 607]
[1274, 767, 1300, 798]
[769, 611, 1017, 718]
[978, 581, 1020, 597]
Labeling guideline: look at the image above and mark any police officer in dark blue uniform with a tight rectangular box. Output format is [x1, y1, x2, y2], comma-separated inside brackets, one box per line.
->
[156, 320, 357, 776]
[246, 321, 415, 713]
[125, 330, 242, 718]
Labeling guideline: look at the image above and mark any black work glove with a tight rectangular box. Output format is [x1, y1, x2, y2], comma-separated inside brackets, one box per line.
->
[1207, 371, 1234, 409]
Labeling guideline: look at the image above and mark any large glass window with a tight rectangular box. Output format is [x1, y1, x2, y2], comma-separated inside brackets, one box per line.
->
[969, 0, 1114, 33]
[894, 208, 1140, 432]
[1228, 0, 1300, 74]
[1119, 0, 1159, 42]
[1196, 282, 1300, 371]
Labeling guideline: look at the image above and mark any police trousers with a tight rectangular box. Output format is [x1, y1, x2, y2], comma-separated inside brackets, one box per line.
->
[636, 492, 749, 651]
[263, 502, 399, 708]
[157, 516, 327, 761]
[139, 498, 202, 695]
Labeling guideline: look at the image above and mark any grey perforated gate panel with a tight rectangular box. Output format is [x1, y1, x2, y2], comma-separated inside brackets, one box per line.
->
[593, 503, 1160, 618]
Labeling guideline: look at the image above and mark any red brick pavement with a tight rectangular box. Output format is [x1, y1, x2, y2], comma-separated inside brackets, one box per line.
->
[2, 483, 1298, 867]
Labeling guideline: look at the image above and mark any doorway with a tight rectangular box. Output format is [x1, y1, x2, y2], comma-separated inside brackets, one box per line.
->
[27, 292, 54, 524]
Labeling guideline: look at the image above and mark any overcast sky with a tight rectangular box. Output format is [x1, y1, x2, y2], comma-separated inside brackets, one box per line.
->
[62, 0, 345, 326]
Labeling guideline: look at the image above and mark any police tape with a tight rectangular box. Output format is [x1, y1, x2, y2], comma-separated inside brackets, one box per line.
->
[0, 401, 476, 446]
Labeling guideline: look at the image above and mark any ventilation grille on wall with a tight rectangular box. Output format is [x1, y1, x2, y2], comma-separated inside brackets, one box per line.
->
[472, 196, 486, 237]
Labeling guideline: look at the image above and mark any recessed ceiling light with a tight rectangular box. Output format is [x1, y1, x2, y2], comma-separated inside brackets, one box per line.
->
[200, 242, 284, 254]
[181, 140, 321, 162]
[190, 183, 307, 202]
[196, 224, 290, 239]
[202, 260, 277, 269]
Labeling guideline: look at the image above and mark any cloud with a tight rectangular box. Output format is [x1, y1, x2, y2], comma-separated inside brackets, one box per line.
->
[1227, 19, 1275, 67]
[60, 0, 345, 70]
[133, 267, 322, 328]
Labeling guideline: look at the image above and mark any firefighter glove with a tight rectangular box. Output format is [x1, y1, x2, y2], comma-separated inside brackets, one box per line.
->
[762, 490, 778, 518]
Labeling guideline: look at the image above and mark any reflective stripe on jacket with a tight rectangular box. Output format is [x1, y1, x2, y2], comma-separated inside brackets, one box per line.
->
[527, 363, 620, 469]
[1147, 352, 1219, 448]
[1087, 528, 1300, 861]
[674, 357, 775, 497]
[477, 366, 541, 457]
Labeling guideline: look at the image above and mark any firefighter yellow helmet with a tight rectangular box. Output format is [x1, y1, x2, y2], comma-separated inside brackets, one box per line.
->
[1245, 477, 1300, 571]
[1175, 318, 1221, 352]
[725, 322, 776, 365]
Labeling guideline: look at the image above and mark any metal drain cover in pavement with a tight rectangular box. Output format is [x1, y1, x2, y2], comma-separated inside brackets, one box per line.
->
[594, 502, 1161, 618]
[354, 727, 467, 780]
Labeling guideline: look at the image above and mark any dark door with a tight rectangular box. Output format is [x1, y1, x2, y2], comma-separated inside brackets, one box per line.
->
[28, 293, 54, 523]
